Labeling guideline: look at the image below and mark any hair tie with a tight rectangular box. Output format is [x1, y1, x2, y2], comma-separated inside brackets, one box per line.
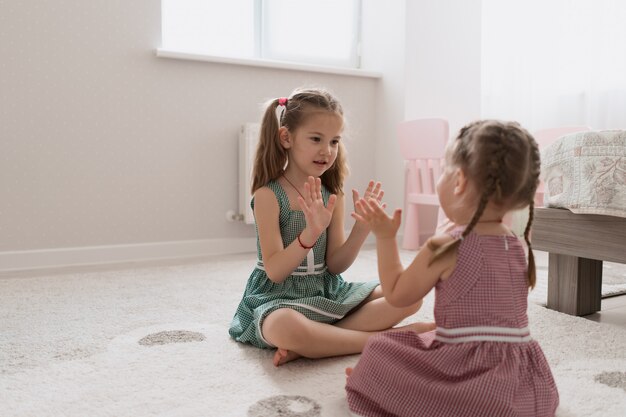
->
[278, 97, 288, 106]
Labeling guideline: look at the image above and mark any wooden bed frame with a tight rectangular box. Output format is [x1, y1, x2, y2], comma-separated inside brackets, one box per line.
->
[532, 208, 626, 316]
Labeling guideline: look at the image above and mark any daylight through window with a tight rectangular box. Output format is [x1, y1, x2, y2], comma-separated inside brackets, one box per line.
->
[161, 0, 362, 68]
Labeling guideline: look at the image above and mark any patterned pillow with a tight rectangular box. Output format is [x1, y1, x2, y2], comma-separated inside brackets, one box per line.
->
[541, 130, 626, 218]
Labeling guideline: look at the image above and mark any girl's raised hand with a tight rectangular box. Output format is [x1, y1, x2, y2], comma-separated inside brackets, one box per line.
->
[298, 176, 337, 235]
[352, 198, 401, 239]
[352, 181, 386, 231]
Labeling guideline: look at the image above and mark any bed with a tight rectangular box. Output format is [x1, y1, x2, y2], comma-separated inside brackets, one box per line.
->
[532, 130, 626, 316]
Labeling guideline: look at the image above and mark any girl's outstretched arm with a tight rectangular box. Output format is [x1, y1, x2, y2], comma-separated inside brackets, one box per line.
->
[325, 181, 383, 274]
[255, 178, 336, 283]
[352, 198, 456, 307]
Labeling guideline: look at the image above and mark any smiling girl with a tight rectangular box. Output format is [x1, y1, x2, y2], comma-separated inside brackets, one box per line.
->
[228, 87, 432, 366]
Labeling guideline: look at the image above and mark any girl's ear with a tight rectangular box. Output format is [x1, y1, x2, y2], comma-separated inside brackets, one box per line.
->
[279, 127, 292, 149]
[453, 168, 468, 195]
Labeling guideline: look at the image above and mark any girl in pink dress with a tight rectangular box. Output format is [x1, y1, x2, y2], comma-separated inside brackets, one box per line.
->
[345, 120, 559, 417]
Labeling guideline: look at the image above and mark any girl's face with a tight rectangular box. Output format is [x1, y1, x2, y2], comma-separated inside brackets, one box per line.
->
[281, 112, 343, 179]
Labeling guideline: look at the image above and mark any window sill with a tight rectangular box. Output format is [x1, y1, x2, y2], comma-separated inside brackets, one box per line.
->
[155, 49, 382, 79]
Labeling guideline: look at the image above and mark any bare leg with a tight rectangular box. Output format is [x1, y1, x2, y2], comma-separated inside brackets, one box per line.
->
[263, 308, 375, 366]
[272, 321, 434, 366]
[263, 305, 433, 366]
[265, 286, 428, 366]
[335, 286, 423, 332]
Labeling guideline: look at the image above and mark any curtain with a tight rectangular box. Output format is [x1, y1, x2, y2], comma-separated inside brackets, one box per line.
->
[481, 0, 626, 131]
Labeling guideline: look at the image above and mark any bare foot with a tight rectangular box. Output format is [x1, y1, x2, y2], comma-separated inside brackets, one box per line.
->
[272, 348, 302, 367]
[345, 367, 353, 377]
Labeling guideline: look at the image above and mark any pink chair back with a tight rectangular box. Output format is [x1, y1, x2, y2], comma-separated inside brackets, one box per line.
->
[398, 118, 449, 159]
[397, 118, 449, 249]
[533, 126, 591, 149]
[398, 118, 449, 196]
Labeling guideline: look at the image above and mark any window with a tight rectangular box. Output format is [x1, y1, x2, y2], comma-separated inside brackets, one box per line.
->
[161, 0, 362, 69]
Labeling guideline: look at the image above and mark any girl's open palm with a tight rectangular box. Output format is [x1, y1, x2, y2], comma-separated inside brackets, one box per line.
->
[298, 176, 337, 235]
[352, 181, 386, 217]
[352, 198, 401, 239]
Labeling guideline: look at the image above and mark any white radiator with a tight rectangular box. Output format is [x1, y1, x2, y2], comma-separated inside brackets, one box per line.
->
[238, 123, 260, 224]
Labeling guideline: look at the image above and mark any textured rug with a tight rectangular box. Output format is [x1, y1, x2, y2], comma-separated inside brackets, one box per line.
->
[529, 251, 626, 305]
[1, 249, 626, 417]
[596, 260, 626, 298]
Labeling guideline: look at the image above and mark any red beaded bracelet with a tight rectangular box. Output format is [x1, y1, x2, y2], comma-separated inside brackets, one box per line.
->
[297, 233, 314, 249]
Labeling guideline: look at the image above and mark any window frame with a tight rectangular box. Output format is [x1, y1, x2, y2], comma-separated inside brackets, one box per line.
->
[258, 0, 362, 69]
[159, 0, 365, 71]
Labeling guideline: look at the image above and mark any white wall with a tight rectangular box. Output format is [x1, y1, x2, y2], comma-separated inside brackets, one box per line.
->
[1, 0, 486, 270]
[361, 0, 407, 218]
[400, 0, 483, 239]
[361, 0, 483, 240]
[0, 1, 383, 269]
[404, 0, 482, 136]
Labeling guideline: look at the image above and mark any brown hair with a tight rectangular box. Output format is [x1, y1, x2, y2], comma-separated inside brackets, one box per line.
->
[250, 87, 348, 195]
[429, 120, 541, 288]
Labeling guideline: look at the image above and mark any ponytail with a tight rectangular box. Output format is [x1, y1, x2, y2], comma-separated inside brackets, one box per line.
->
[251, 99, 288, 194]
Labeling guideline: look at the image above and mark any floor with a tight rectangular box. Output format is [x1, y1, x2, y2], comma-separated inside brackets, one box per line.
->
[531, 250, 626, 330]
[2, 249, 625, 330]
[586, 294, 626, 329]
[3, 248, 626, 417]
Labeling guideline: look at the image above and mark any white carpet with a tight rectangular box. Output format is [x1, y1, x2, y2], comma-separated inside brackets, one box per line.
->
[529, 251, 626, 305]
[1, 249, 626, 417]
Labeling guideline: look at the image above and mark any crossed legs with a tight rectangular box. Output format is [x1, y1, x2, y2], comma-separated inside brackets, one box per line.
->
[261, 285, 433, 366]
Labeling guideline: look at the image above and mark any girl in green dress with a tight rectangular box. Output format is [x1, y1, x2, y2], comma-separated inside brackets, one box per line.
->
[229, 87, 432, 366]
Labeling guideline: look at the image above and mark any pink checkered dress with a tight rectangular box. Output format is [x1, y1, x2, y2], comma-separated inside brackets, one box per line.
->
[345, 230, 559, 417]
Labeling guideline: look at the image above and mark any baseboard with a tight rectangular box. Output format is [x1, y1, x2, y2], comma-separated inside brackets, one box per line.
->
[0, 238, 258, 273]
[0, 231, 379, 273]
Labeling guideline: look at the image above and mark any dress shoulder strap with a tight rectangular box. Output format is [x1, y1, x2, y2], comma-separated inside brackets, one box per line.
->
[250, 180, 288, 210]
[320, 183, 332, 205]
[265, 180, 289, 210]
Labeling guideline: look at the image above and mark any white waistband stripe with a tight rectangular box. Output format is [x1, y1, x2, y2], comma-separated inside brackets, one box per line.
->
[436, 326, 530, 336]
[255, 262, 327, 276]
[435, 326, 532, 343]
[435, 334, 533, 344]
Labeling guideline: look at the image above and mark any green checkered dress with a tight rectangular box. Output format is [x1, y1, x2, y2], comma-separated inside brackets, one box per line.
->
[228, 180, 379, 349]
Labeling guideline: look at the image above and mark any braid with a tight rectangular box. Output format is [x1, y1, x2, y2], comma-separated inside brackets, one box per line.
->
[428, 120, 541, 286]
[462, 180, 495, 239]
[428, 123, 509, 265]
[524, 200, 537, 289]
[523, 131, 540, 289]
[428, 120, 543, 276]
[429, 168, 499, 266]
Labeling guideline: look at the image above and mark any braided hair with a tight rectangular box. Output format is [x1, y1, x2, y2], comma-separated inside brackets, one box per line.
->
[429, 120, 541, 288]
